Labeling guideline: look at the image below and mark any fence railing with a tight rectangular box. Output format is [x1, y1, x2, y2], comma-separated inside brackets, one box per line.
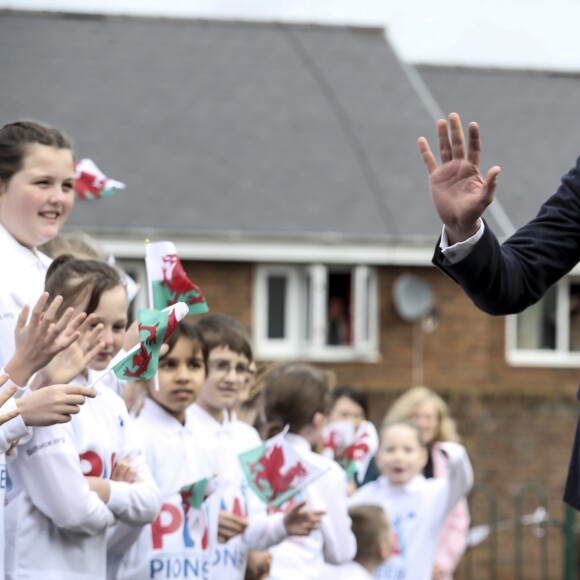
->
[459, 483, 577, 580]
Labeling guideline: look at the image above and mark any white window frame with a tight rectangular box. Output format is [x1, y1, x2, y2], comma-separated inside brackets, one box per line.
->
[506, 276, 580, 368]
[253, 263, 379, 362]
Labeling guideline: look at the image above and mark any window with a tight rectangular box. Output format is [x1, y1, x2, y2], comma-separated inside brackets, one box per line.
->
[253, 264, 379, 361]
[506, 277, 580, 366]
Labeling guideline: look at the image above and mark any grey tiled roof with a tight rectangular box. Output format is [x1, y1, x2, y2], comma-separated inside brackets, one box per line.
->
[3, 11, 579, 247]
[0, 12, 439, 244]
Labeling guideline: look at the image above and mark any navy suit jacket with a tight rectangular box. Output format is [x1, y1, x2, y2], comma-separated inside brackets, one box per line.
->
[432, 155, 580, 509]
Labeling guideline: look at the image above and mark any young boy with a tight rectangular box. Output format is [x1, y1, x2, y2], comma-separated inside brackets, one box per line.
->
[349, 505, 392, 578]
[112, 321, 210, 580]
[187, 314, 320, 580]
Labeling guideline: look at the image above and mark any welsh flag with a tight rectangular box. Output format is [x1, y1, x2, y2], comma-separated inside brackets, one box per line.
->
[74, 158, 126, 200]
[179, 475, 220, 514]
[179, 476, 220, 551]
[112, 302, 189, 381]
[239, 427, 330, 508]
[322, 420, 379, 480]
[145, 241, 208, 316]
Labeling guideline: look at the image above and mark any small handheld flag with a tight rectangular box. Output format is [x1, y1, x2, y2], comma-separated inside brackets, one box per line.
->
[180, 475, 220, 514]
[146, 240, 209, 316]
[322, 420, 379, 480]
[112, 302, 188, 381]
[74, 159, 126, 200]
[179, 475, 220, 551]
[239, 427, 329, 508]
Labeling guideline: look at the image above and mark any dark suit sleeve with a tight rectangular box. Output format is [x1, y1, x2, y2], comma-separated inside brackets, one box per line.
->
[432, 155, 580, 509]
[432, 155, 580, 315]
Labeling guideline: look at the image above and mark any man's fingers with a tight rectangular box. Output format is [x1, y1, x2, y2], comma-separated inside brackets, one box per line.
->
[436, 118, 453, 164]
[482, 166, 501, 204]
[0, 373, 11, 390]
[449, 112, 466, 160]
[417, 137, 438, 175]
[466, 121, 481, 167]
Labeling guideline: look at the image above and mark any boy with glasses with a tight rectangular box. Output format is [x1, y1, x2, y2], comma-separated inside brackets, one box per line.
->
[188, 314, 321, 580]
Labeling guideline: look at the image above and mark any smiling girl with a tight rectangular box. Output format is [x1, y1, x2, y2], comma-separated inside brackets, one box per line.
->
[349, 421, 473, 580]
[0, 120, 76, 367]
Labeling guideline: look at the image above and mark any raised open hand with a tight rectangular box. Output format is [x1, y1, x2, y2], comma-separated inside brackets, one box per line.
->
[5, 293, 88, 386]
[30, 315, 105, 388]
[417, 112, 501, 244]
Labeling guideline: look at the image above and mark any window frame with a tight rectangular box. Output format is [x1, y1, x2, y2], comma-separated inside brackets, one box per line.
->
[506, 275, 580, 367]
[253, 263, 379, 362]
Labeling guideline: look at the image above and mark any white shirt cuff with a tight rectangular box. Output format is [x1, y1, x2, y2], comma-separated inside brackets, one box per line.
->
[440, 222, 485, 264]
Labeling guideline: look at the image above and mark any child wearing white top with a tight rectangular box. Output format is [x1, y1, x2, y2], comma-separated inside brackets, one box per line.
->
[349, 421, 473, 580]
[0, 120, 100, 575]
[187, 315, 324, 580]
[114, 321, 212, 580]
[5, 256, 161, 580]
[261, 363, 357, 580]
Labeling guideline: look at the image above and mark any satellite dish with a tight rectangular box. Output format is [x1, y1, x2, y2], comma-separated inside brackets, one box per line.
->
[393, 274, 434, 322]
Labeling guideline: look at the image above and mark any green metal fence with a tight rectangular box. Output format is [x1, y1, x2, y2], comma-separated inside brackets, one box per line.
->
[459, 483, 577, 580]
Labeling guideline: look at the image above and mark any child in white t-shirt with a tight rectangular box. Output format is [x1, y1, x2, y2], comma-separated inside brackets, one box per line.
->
[349, 420, 473, 579]
[114, 320, 214, 579]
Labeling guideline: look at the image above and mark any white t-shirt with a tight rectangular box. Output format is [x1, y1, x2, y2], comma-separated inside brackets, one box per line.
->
[0, 224, 52, 574]
[349, 442, 473, 580]
[114, 398, 215, 580]
[186, 405, 287, 580]
[5, 378, 161, 580]
[321, 561, 373, 580]
[266, 433, 356, 580]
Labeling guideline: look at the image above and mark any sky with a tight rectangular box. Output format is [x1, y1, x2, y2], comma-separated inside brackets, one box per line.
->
[2, 0, 580, 71]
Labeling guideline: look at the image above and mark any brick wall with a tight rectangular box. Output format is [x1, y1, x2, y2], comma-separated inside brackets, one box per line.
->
[185, 259, 580, 578]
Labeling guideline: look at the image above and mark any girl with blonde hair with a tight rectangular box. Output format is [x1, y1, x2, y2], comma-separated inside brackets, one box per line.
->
[384, 386, 470, 580]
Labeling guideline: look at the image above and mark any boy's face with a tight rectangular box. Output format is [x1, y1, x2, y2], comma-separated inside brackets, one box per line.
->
[152, 336, 206, 423]
[196, 346, 250, 416]
[375, 423, 427, 485]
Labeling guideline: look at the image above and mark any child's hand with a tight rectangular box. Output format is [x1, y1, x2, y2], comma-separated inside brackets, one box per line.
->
[31, 315, 104, 388]
[86, 476, 110, 503]
[110, 457, 139, 483]
[218, 511, 249, 543]
[15, 384, 96, 426]
[0, 374, 19, 427]
[282, 500, 325, 536]
[123, 380, 148, 416]
[245, 550, 272, 580]
[6, 293, 89, 386]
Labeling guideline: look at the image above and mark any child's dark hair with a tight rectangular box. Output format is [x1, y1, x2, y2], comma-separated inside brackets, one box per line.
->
[45, 254, 125, 318]
[261, 363, 333, 438]
[330, 384, 369, 418]
[0, 120, 72, 185]
[161, 320, 209, 373]
[193, 313, 252, 362]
